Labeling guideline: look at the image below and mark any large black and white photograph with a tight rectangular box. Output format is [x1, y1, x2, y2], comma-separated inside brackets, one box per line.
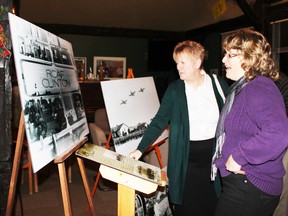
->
[101, 77, 168, 156]
[9, 13, 89, 172]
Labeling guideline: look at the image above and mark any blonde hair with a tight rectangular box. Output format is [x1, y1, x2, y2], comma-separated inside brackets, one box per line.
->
[223, 29, 279, 81]
[173, 40, 205, 69]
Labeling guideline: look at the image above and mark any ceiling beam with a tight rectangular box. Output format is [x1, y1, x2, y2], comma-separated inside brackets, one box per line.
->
[235, 0, 262, 29]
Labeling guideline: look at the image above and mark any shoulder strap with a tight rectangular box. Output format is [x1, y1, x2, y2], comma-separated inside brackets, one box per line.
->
[212, 74, 226, 102]
[208, 73, 226, 110]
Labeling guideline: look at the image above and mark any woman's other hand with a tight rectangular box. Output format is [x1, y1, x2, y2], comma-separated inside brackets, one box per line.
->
[225, 154, 246, 175]
[128, 150, 142, 160]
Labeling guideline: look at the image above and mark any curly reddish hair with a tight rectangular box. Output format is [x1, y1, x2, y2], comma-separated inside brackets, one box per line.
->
[223, 29, 279, 81]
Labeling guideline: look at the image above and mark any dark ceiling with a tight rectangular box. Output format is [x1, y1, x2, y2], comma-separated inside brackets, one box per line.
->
[13, 0, 288, 40]
[18, 0, 245, 32]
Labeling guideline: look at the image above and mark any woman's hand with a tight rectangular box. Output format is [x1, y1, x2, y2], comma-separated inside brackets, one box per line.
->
[128, 150, 142, 160]
[225, 155, 246, 175]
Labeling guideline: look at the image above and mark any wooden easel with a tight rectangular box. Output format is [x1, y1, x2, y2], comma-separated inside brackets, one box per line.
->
[6, 112, 96, 216]
[84, 68, 166, 215]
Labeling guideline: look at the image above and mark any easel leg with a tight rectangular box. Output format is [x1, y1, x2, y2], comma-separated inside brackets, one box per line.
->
[85, 132, 112, 215]
[146, 139, 166, 169]
[68, 157, 72, 183]
[84, 171, 101, 216]
[91, 172, 101, 197]
[27, 151, 33, 195]
[154, 146, 164, 169]
[57, 162, 72, 216]
[118, 184, 135, 216]
[77, 157, 96, 216]
[34, 172, 38, 193]
[6, 113, 25, 216]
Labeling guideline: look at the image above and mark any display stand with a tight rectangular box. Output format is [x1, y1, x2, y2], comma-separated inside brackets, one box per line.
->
[100, 165, 162, 216]
[6, 113, 96, 216]
[84, 68, 166, 216]
[77, 144, 166, 216]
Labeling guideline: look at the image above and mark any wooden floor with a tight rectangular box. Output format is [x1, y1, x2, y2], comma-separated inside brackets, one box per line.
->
[12, 154, 118, 216]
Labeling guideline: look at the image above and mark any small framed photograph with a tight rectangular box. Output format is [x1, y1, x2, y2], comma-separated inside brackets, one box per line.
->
[93, 56, 126, 80]
[74, 57, 87, 80]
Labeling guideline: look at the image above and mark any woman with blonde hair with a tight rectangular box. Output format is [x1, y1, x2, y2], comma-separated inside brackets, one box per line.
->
[130, 40, 229, 215]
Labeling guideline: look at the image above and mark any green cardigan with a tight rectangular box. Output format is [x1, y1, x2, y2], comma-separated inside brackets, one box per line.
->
[137, 74, 229, 204]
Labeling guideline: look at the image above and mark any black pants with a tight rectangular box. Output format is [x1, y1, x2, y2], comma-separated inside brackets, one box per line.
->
[214, 174, 280, 216]
[174, 139, 217, 216]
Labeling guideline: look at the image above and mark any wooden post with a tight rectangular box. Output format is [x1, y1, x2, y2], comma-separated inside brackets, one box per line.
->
[6, 113, 25, 216]
[118, 184, 135, 216]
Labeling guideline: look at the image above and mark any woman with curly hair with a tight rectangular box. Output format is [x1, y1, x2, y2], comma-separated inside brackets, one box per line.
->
[211, 29, 288, 216]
